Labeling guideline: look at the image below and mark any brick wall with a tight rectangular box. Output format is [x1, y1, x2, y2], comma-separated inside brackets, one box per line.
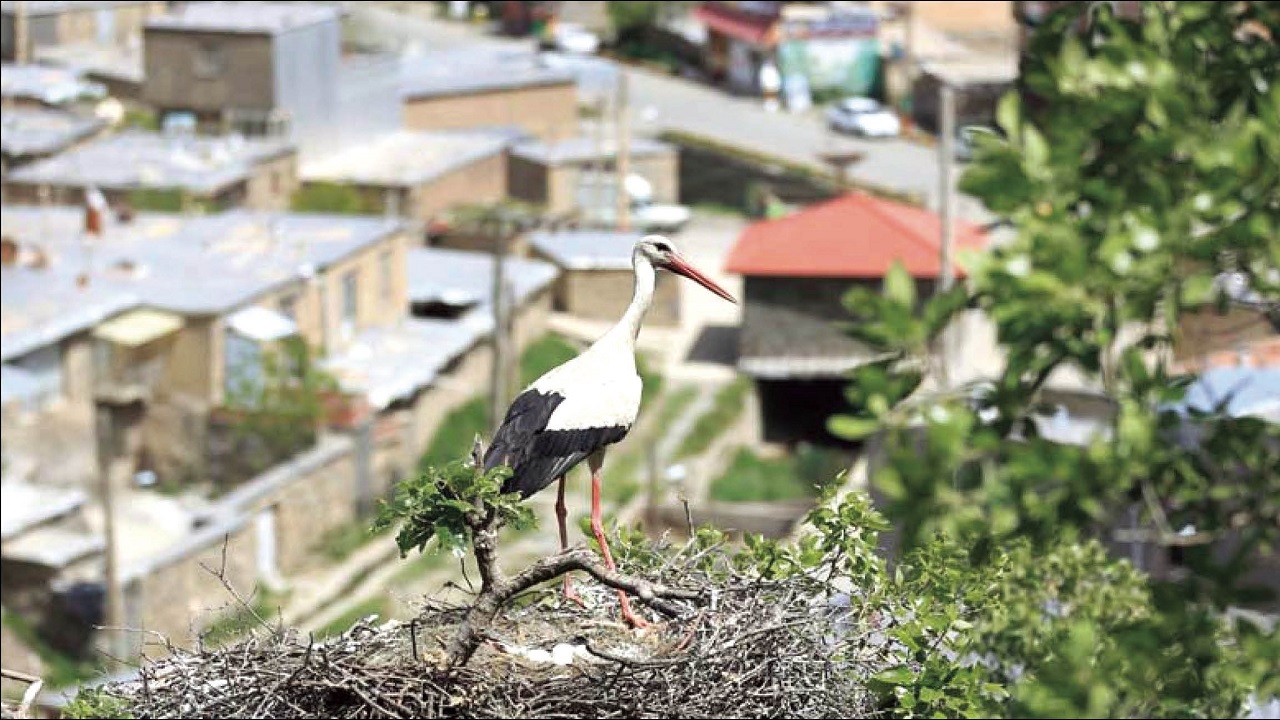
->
[403, 83, 577, 141]
[558, 269, 681, 326]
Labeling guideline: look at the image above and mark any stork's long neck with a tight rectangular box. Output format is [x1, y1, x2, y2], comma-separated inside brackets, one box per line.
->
[601, 252, 655, 349]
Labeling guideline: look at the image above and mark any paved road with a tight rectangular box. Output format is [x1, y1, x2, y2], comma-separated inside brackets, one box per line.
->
[350, 6, 995, 224]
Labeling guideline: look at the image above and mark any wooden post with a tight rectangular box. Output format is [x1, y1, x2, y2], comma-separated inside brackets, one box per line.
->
[94, 399, 126, 666]
[489, 220, 510, 434]
[936, 83, 957, 392]
[938, 83, 956, 295]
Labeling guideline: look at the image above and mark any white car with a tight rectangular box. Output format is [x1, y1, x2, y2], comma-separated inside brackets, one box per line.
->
[825, 97, 901, 138]
[552, 23, 600, 55]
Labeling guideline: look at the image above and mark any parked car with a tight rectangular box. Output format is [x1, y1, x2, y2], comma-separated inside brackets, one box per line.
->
[825, 97, 901, 138]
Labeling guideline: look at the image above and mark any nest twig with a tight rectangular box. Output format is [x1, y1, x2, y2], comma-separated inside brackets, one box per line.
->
[88, 549, 898, 719]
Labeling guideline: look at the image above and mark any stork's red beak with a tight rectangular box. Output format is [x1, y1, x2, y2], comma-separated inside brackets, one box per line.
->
[664, 253, 737, 304]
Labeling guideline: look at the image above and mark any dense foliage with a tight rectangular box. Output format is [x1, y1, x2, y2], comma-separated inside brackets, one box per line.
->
[828, 2, 1279, 716]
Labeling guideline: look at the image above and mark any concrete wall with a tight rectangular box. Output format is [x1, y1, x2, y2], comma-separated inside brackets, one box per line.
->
[245, 151, 300, 211]
[403, 83, 577, 141]
[127, 515, 258, 647]
[412, 151, 509, 221]
[554, 268, 680, 326]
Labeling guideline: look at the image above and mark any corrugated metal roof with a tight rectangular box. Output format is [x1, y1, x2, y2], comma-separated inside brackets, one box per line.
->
[406, 246, 559, 309]
[1, 206, 400, 361]
[725, 192, 988, 279]
[528, 230, 644, 271]
[0, 481, 88, 540]
[0, 1, 153, 16]
[1, 107, 106, 158]
[6, 130, 295, 194]
[323, 316, 493, 410]
[0, 62, 106, 105]
[401, 48, 575, 99]
[33, 41, 145, 84]
[511, 135, 673, 166]
[145, 1, 340, 34]
[301, 129, 524, 187]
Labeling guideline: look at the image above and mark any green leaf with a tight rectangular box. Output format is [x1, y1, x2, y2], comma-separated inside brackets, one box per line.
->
[828, 415, 881, 440]
[996, 90, 1022, 140]
[883, 260, 917, 308]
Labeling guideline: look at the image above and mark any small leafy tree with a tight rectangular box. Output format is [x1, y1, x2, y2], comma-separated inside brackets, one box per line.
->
[828, 2, 1279, 716]
[222, 337, 338, 479]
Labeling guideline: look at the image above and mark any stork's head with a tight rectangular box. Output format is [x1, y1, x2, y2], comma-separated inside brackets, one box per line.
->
[636, 235, 736, 304]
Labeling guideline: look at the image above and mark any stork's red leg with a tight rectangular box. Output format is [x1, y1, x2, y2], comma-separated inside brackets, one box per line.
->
[556, 474, 585, 606]
[588, 452, 648, 629]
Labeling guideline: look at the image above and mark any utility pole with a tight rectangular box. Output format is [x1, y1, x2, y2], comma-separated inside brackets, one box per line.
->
[593, 96, 607, 225]
[14, 0, 28, 64]
[614, 69, 631, 232]
[94, 399, 126, 666]
[938, 83, 956, 294]
[488, 217, 510, 434]
[900, 1, 916, 116]
[936, 82, 957, 391]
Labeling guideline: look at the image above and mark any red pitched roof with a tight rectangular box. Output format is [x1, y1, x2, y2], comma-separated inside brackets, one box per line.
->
[724, 192, 988, 279]
[692, 3, 777, 47]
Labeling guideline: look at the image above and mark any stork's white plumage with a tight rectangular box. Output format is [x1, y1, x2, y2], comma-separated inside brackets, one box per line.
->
[483, 235, 735, 627]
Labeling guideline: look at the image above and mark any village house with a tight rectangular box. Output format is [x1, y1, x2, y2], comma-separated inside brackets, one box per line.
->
[142, 2, 343, 139]
[507, 135, 680, 217]
[0, 105, 108, 172]
[323, 245, 559, 481]
[299, 128, 526, 232]
[401, 47, 579, 142]
[692, 2, 881, 103]
[2, 130, 299, 211]
[724, 191, 987, 443]
[529, 229, 682, 326]
[1, 0, 166, 62]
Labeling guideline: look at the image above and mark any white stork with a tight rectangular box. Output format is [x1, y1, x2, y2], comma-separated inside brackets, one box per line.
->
[483, 235, 735, 627]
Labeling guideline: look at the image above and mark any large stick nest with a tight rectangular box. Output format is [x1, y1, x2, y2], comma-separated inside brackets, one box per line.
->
[89, 549, 892, 718]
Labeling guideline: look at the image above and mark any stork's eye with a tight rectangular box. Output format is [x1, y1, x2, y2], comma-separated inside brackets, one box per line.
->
[653, 241, 671, 253]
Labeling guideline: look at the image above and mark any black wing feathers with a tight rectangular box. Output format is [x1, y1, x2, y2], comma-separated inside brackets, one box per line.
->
[483, 389, 630, 499]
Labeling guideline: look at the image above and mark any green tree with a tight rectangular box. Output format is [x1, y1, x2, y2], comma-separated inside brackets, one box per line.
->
[829, 2, 1279, 716]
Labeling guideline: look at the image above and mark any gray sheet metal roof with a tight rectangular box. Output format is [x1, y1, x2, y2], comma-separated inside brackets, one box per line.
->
[1, 205, 400, 361]
[34, 41, 145, 84]
[1, 63, 106, 105]
[301, 129, 524, 187]
[145, 1, 340, 34]
[511, 136, 673, 166]
[401, 48, 575, 100]
[1, 1, 154, 16]
[528, 230, 643, 271]
[6, 130, 294, 194]
[1, 107, 106, 158]
[0, 480, 88, 540]
[406, 246, 558, 310]
[324, 315, 493, 410]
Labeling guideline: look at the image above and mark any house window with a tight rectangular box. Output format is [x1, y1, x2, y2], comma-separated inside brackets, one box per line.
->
[223, 329, 264, 402]
[341, 269, 359, 341]
[278, 292, 299, 324]
[193, 42, 227, 79]
[379, 250, 393, 304]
